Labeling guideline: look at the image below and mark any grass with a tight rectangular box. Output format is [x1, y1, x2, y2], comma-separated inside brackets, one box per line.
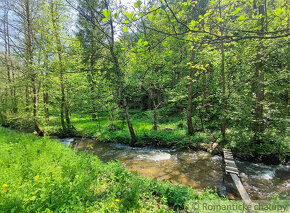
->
[0, 127, 224, 212]
[2, 108, 288, 163]
[43, 110, 214, 149]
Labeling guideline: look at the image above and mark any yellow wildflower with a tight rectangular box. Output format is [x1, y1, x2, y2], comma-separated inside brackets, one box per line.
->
[35, 174, 39, 179]
[1, 189, 7, 194]
[115, 199, 120, 202]
[110, 204, 114, 208]
[45, 177, 49, 180]
[2, 184, 8, 188]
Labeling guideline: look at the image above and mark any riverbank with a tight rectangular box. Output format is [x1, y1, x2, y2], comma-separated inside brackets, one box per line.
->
[0, 127, 225, 212]
[1, 110, 289, 165]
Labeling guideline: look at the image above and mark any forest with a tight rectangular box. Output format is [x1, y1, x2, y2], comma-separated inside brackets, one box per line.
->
[0, 0, 289, 211]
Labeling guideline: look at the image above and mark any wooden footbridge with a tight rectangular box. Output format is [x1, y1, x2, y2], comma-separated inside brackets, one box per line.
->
[223, 149, 252, 205]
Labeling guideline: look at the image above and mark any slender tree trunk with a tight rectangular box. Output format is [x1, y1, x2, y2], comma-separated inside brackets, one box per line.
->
[3, 0, 17, 113]
[98, 111, 101, 131]
[91, 85, 97, 121]
[149, 86, 158, 132]
[106, 4, 137, 144]
[50, 2, 71, 131]
[171, 68, 176, 89]
[253, 1, 265, 143]
[219, 0, 227, 140]
[90, 59, 97, 121]
[156, 88, 161, 106]
[25, 0, 42, 135]
[112, 51, 137, 144]
[25, 86, 29, 112]
[43, 90, 49, 122]
[187, 48, 196, 135]
[220, 38, 226, 140]
[60, 71, 66, 130]
[43, 54, 49, 122]
[178, 48, 183, 80]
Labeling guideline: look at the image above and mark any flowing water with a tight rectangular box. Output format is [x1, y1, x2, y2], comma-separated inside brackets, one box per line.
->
[59, 138, 290, 200]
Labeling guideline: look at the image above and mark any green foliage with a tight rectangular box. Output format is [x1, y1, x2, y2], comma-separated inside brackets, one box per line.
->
[103, 10, 111, 18]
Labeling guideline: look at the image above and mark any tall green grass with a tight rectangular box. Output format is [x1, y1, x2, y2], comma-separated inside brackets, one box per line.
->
[0, 127, 223, 212]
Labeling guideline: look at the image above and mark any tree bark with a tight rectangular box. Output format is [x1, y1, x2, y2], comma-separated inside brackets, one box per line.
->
[171, 68, 176, 89]
[219, 0, 227, 140]
[187, 48, 196, 135]
[112, 52, 137, 144]
[43, 53, 49, 122]
[149, 86, 158, 132]
[178, 48, 184, 80]
[50, 2, 71, 131]
[105, 1, 137, 144]
[90, 58, 97, 121]
[25, 0, 43, 135]
[253, 1, 265, 143]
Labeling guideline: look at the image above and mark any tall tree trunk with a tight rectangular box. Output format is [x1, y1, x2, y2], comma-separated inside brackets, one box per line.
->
[106, 3, 137, 144]
[90, 58, 97, 121]
[149, 86, 158, 132]
[3, 0, 17, 113]
[219, 0, 227, 140]
[187, 48, 196, 135]
[91, 85, 97, 121]
[112, 51, 137, 144]
[220, 38, 226, 140]
[171, 68, 176, 89]
[43, 89, 49, 122]
[25, 86, 29, 112]
[50, 2, 71, 131]
[25, 0, 43, 135]
[43, 53, 49, 122]
[253, 1, 265, 143]
[178, 48, 184, 80]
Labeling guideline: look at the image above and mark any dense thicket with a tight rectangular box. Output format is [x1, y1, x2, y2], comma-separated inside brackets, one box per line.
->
[0, 0, 289, 163]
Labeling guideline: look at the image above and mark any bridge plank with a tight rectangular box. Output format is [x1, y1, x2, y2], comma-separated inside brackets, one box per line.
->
[223, 149, 252, 205]
[230, 173, 252, 205]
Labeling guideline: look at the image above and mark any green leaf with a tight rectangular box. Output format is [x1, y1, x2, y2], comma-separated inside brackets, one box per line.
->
[124, 11, 133, 19]
[123, 26, 128, 32]
[103, 10, 111, 18]
[134, 0, 141, 8]
[182, 5, 189, 11]
[217, 17, 222, 24]
[138, 38, 143, 45]
[102, 18, 109, 22]
[162, 41, 168, 47]
[148, 13, 154, 21]
[113, 13, 117, 18]
[275, 8, 282, 15]
[232, 7, 241, 15]
[188, 20, 196, 30]
[237, 15, 245, 21]
[143, 41, 149, 46]
[124, 19, 129, 24]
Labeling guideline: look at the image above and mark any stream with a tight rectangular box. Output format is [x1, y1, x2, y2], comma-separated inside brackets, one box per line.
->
[59, 138, 290, 200]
